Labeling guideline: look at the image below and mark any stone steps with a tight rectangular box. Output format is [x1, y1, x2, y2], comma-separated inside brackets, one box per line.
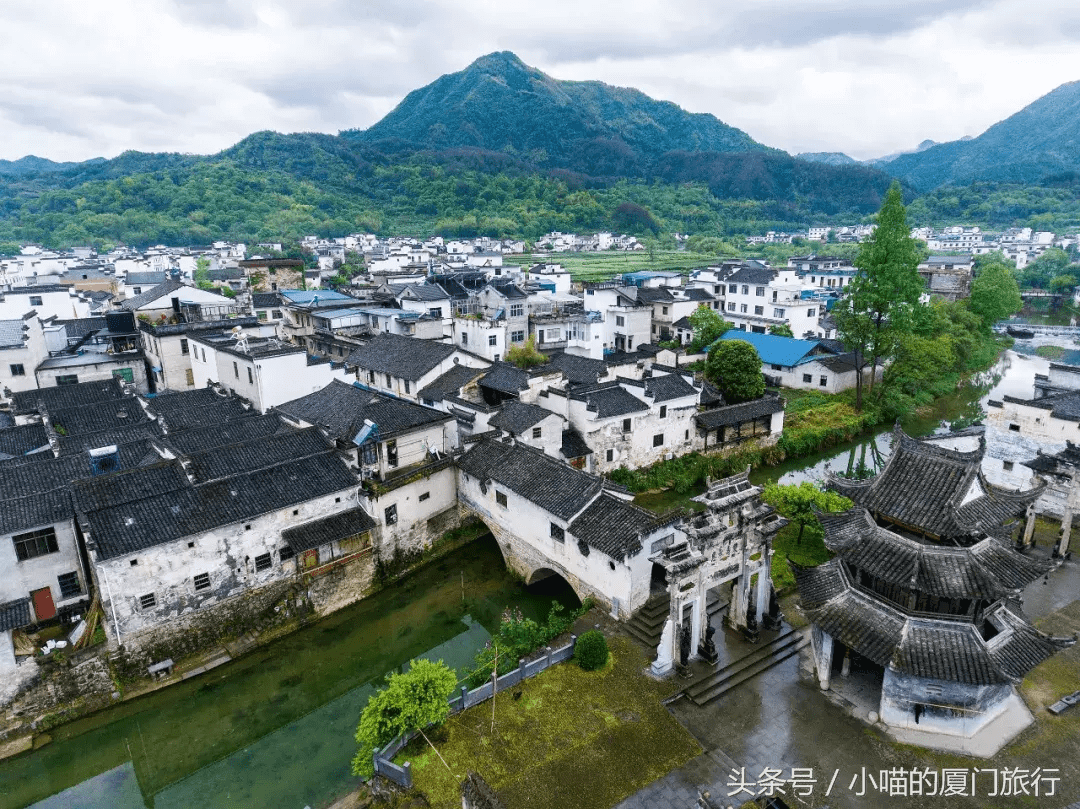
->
[684, 628, 809, 706]
[625, 590, 726, 650]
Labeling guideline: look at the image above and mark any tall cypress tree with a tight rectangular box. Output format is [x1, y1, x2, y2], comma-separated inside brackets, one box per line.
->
[836, 181, 924, 411]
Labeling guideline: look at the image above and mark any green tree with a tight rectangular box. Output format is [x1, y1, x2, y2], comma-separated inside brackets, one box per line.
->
[768, 323, 794, 337]
[835, 181, 924, 411]
[762, 481, 852, 544]
[194, 257, 210, 285]
[705, 339, 765, 404]
[505, 336, 548, 369]
[688, 305, 732, 351]
[1020, 248, 1070, 289]
[968, 260, 1022, 330]
[1049, 274, 1078, 295]
[351, 659, 457, 777]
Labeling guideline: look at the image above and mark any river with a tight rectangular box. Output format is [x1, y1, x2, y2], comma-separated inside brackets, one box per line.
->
[1, 538, 578, 809]
[2, 348, 1051, 809]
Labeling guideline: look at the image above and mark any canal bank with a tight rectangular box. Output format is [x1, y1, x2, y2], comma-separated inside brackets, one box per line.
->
[0, 535, 580, 809]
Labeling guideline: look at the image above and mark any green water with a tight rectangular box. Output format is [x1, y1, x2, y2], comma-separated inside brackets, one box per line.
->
[2, 536, 578, 809]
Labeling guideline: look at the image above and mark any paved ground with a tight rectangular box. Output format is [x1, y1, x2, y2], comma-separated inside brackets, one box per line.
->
[616, 551, 1080, 809]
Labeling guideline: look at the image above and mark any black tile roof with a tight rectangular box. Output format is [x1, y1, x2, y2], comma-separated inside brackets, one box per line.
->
[88, 452, 358, 560]
[694, 394, 784, 429]
[144, 386, 224, 414]
[346, 333, 457, 381]
[560, 429, 592, 459]
[480, 362, 529, 395]
[572, 383, 648, 419]
[393, 283, 450, 301]
[252, 292, 283, 309]
[281, 506, 377, 553]
[54, 317, 109, 340]
[58, 425, 165, 456]
[125, 271, 167, 286]
[49, 398, 149, 437]
[456, 439, 602, 521]
[11, 376, 127, 415]
[568, 492, 657, 559]
[0, 598, 32, 632]
[164, 413, 293, 455]
[1025, 441, 1080, 475]
[276, 380, 450, 443]
[0, 423, 49, 458]
[680, 288, 716, 302]
[155, 398, 253, 433]
[545, 352, 608, 386]
[489, 401, 558, 435]
[725, 265, 777, 285]
[0, 489, 73, 535]
[417, 365, 486, 402]
[119, 279, 187, 311]
[72, 461, 190, 512]
[827, 426, 1043, 541]
[184, 428, 333, 483]
[640, 372, 699, 402]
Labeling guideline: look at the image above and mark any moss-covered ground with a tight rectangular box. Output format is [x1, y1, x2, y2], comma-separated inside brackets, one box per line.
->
[770, 521, 832, 594]
[632, 482, 707, 517]
[398, 634, 701, 809]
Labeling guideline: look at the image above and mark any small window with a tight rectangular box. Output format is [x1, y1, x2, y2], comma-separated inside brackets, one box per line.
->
[771, 364, 782, 371]
[130, 558, 139, 566]
[728, 284, 737, 293]
[489, 335, 497, 346]
[272, 309, 282, 319]
[386, 373, 392, 387]
[741, 285, 749, 294]
[245, 523, 252, 530]
[188, 541, 195, 548]
[740, 304, 748, 313]
[773, 308, 785, 318]
[496, 490, 508, 507]
[404, 379, 410, 394]
[532, 426, 542, 439]
[419, 491, 430, 502]
[9, 363, 25, 376]
[803, 374, 812, 383]
[29, 295, 43, 306]
[550, 523, 565, 542]
[510, 304, 524, 318]
[385, 504, 398, 525]
[807, 308, 816, 317]
[1009, 423, 1021, 432]
[386, 440, 398, 468]
[622, 418, 632, 432]
[1003, 461, 1015, 471]
[754, 306, 764, 315]
[280, 545, 296, 562]
[185, 369, 195, 386]
[57, 571, 82, 599]
[662, 306, 668, 315]
[13, 528, 60, 561]
[461, 333, 468, 345]
[180, 338, 189, 355]
[368, 370, 375, 383]
[606, 449, 614, 462]
[139, 593, 157, 610]
[56, 374, 79, 385]
[254, 553, 272, 572]
[653, 433, 664, 447]
[247, 367, 254, 384]
[727, 302, 736, 311]
[233, 361, 239, 379]
[511, 330, 525, 342]
[819, 376, 828, 387]
[616, 316, 625, 327]
[659, 405, 667, 418]
[201, 347, 206, 362]
[194, 572, 211, 592]
[755, 286, 765, 296]
[685, 429, 689, 439]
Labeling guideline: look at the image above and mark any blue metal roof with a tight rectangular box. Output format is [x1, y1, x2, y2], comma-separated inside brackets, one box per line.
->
[279, 289, 355, 304]
[717, 331, 821, 367]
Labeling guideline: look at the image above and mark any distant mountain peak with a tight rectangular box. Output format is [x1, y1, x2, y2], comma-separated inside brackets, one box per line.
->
[469, 51, 529, 74]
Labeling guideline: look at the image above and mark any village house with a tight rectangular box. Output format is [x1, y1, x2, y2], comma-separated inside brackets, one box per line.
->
[0, 284, 93, 322]
[346, 332, 488, 403]
[238, 258, 306, 292]
[716, 331, 881, 394]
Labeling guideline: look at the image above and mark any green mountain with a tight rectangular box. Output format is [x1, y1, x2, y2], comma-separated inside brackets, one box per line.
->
[883, 82, 1080, 189]
[0, 155, 106, 176]
[796, 152, 859, 166]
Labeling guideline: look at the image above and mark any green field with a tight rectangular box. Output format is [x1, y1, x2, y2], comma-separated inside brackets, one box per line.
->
[520, 250, 720, 282]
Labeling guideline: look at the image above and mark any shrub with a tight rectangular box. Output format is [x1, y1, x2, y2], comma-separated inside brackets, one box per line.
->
[574, 630, 609, 671]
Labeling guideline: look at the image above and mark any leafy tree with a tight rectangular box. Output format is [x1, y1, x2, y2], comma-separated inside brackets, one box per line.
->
[219, 285, 236, 299]
[762, 481, 852, 544]
[1049, 274, 1078, 294]
[505, 336, 548, 369]
[705, 339, 765, 404]
[835, 181, 924, 411]
[688, 305, 731, 351]
[194, 257, 210, 286]
[351, 658, 457, 777]
[0, 241, 20, 256]
[968, 259, 1022, 330]
[1021, 248, 1071, 289]
[768, 322, 794, 337]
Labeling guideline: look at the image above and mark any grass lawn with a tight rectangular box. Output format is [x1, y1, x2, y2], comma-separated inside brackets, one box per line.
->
[770, 521, 833, 594]
[632, 482, 707, 517]
[521, 250, 716, 282]
[398, 635, 701, 809]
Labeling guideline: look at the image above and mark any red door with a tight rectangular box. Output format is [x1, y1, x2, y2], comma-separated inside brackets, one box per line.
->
[31, 587, 56, 621]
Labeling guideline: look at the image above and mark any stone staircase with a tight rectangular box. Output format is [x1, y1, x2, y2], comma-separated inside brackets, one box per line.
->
[625, 589, 726, 650]
[683, 626, 809, 706]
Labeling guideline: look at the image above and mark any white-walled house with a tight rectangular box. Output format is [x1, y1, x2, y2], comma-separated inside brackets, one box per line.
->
[0, 284, 92, 322]
[347, 333, 489, 402]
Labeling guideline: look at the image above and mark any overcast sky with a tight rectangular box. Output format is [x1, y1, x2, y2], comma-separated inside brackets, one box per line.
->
[3, 0, 1078, 163]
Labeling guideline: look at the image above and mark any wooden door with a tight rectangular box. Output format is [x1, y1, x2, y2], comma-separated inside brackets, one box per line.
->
[31, 587, 56, 621]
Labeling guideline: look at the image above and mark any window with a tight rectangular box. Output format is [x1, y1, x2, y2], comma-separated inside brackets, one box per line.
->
[429, 307, 443, 318]
[13, 527, 59, 561]
[606, 449, 614, 462]
[819, 376, 828, 387]
[728, 284, 737, 293]
[132, 287, 142, 295]
[727, 302, 736, 311]
[773, 308, 785, 318]
[404, 379, 410, 394]
[257, 310, 268, 321]
[807, 308, 816, 318]
[496, 490, 508, 507]
[254, 553, 272, 572]
[622, 418, 632, 432]
[247, 367, 254, 384]
[139, 593, 157, 610]
[386, 439, 398, 467]
[233, 361, 239, 379]
[511, 330, 525, 342]
[368, 370, 375, 383]
[653, 433, 664, 447]
[385, 504, 398, 525]
[272, 309, 282, 319]
[510, 304, 524, 317]
[659, 405, 667, 418]
[755, 287, 765, 297]
[741, 285, 749, 294]
[201, 347, 206, 362]
[9, 363, 25, 376]
[419, 491, 430, 502]
[461, 333, 468, 345]
[616, 315, 625, 327]
[194, 572, 211, 592]
[1003, 461, 1015, 471]
[185, 369, 195, 386]
[489, 335, 497, 346]
[770, 364, 782, 371]
[754, 306, 764, 315]
[111, 367, 135, 384]
[662, 306, 669, 315]
[280, 545, 296, 562]
[740, 304, 748, 313]
[57, 571, 82, 599]
[180, 338, 189, 355]
[29, 295, 43, 306]
[130, 558, 138, 566]
[56, 374, 79, 385]
[550, 523, 565, 542]
[1009, 423, 1020, 432]
[803, 373, 813, 383]
[386, 373, 392, 387]
[772, 291, 778, 301]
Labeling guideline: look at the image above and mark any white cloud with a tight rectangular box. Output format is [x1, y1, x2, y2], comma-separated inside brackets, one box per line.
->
[0, 0, 1077, 162]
